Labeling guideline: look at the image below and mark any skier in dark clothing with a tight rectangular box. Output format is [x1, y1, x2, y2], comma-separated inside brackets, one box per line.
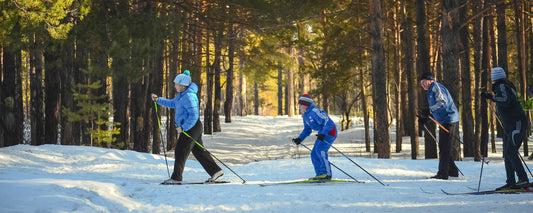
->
[152, 70, 223, 184]
[418, 72, 460, 180]
[481, 67, 530, 190]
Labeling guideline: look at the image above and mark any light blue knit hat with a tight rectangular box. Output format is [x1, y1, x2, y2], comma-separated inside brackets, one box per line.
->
[491, 67, 506, 81]
[174, 70, 191, 86]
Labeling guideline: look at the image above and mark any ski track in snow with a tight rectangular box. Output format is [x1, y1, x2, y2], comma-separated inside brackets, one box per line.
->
[1, 115, 533, 212]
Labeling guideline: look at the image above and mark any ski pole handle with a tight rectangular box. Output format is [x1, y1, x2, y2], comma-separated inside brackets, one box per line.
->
[428, 115, 464, 144]
[428, 116, 449, 133]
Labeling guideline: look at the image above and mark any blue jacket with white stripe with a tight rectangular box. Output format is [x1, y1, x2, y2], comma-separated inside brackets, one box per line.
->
[427, 81, 460, 124]
[298, 103, 337, 140]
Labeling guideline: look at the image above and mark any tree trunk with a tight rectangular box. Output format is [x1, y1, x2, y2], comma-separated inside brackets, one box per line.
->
[75, 46, 89, 146]
[401, 0, 418, 159]
[193, 2, 204, 102]
[204, 28, 213, 134]
[213, 28, 222, 132]
[416, 0, 436, 159]
[285, 68, 289, 115]
[112, 75, 130, 148]
[441, 0, 462, 161]
[254, 82, 259, 115]
[44, 42, 61, 145]
[393, 1, 402, 153]
[131, 77, 150, 153]
[481, 1, 492, 158]
[224, 24, 235, 123]
[496, 1, 509, 74]
[473, 0, 484, 161]
[528, 1, 533, 157]
[514, 0, 528, 156]
[360, 68, 371, 152]
[459, 0, 475, 158]
[61, 40, 75, 145]
[285, 46, 298, 117]
[0, 60, 3, 147]
[287, 48, 295, 117]
[1, 45, 23, 147]
[370, 0, 390, 158]
[30, 36, 45, 146]
[237, 58, 247, 116]
[278, 67, 283, 115]
[321, 8, 329, 114]
[151, 47, 164, 154]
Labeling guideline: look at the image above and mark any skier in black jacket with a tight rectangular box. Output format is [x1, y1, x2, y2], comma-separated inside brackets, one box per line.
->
[481, 67, 530, 190]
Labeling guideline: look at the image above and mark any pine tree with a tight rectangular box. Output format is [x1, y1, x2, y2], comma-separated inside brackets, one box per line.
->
[63, 76, 121, 148]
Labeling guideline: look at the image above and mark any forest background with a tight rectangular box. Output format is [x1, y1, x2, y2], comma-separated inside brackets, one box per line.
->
[1, 0, 533, 161]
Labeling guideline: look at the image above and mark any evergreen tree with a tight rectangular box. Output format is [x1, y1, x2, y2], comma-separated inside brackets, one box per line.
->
[63, 75, 121, 148]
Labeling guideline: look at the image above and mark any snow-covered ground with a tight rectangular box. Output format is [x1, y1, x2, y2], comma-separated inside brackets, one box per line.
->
[1, 115, 532, 212]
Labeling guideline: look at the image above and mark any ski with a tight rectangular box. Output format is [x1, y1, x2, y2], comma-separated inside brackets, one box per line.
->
[419, 187, 436, 194]
[259, 179, 363, 187]
[441, 188, 533, 195]
[161, 180, 230, 185]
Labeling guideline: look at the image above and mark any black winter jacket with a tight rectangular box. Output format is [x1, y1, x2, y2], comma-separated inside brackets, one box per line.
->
[491, 80, 526, 129]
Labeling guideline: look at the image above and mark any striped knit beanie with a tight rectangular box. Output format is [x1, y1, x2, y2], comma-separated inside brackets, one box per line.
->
[298, 94, 313, 107]
[174, 70, 191, 86]
[491, 67, 506, 81]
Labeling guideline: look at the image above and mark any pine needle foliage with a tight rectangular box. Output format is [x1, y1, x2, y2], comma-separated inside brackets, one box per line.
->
[63, 77, 121, 148]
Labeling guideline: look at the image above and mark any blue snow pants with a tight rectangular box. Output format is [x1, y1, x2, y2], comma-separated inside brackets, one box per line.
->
[311, 134, 336, 176]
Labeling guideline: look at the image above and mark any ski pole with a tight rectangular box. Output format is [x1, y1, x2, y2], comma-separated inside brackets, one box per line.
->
[181, 131, 247, 184]
[423, 124, 438, 144]
[299, 143, 362, 183]
[488, 104, 533, 179]
[422, 124, 465, 176]
[477, 156, 489, 192]
[428, 116, 463, 144]
[428, 116, 449, 133]
[317, 138, 386, 186]
[154, 102, 171, 178]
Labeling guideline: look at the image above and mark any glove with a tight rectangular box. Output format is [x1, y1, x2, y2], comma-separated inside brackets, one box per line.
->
[418, 108, 430, 118]
[292, 138, 302, 145]
[417, 115, 429, 127]
[151, 93, 159, 102]
[317, 134, 326, 141]
[416, 108, 430, 127]
[480, 91, 493, 100]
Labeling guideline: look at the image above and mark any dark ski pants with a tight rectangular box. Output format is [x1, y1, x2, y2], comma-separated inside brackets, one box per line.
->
[503, 116, 529, 184]
[171, 120, 221, 181]
[437, 122, 459, 178]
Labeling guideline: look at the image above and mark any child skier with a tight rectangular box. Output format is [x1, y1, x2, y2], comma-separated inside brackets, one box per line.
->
[292, 94, 337, 180]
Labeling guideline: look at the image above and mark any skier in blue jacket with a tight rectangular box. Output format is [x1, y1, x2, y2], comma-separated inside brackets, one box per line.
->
[418, 73, 460, 180]
[152, 70, 222, 184]
[292, 94, 337, 181]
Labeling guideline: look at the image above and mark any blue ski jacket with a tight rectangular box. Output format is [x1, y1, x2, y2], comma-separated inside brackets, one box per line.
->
[427, 81, 460, 124]
[156, 83, 200, 131]
[298, 103, 337, 140]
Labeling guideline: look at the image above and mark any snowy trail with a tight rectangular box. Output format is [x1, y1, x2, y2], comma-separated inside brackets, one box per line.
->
[1, 116, 533, 212]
